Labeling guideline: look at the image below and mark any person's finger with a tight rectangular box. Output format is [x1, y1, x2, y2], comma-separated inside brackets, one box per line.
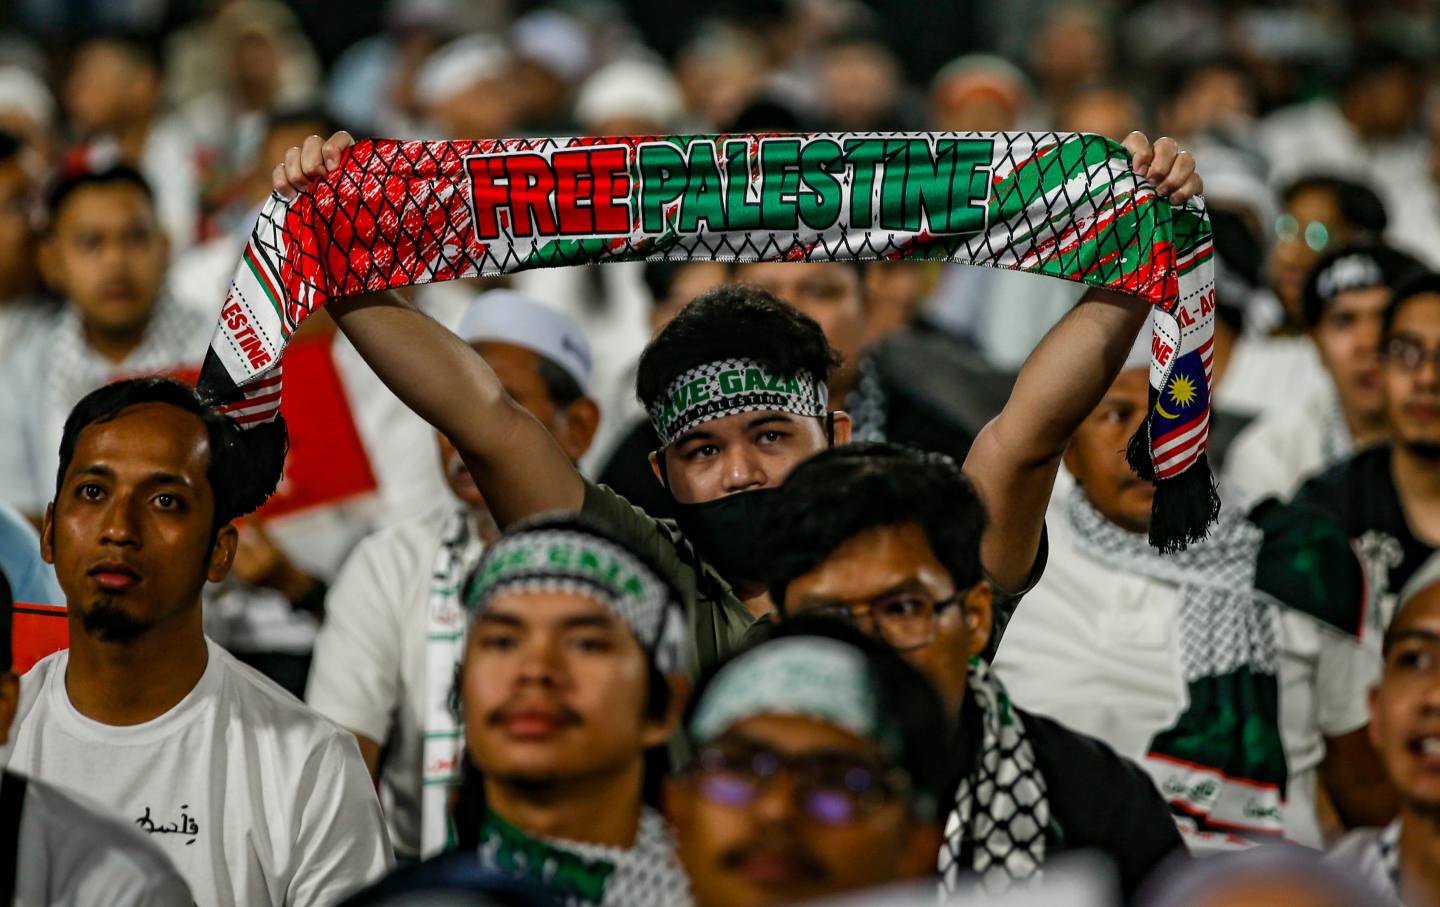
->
[272, 161, 294, 198]
[282, 145, 304, 192]
[300, 134, 326, 179]
[1147, 137, 1179, 191]
[1157, 150, 1197, 200]
[1122, 130, 1153, 177]
[322, 130, 354, 169]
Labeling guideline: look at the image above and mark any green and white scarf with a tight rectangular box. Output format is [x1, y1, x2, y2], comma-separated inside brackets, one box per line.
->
[939, 658, 1049, 896]
[478, 807, 693, 907]
[197, 131, 1219, 551]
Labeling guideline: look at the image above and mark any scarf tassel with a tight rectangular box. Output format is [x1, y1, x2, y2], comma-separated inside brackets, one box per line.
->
[1126, 403, 1221, 554]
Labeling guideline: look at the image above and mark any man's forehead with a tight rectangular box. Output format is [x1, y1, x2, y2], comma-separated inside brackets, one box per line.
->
[70, 404, 210, 474]
[722, 713, 883, 757]
[790, 524, 950, 598]
[737, 261, 857, 284]
[1393, 294, 1440, 333]
[1392, 585, 1440, 638]
[676, 408, 805, 440]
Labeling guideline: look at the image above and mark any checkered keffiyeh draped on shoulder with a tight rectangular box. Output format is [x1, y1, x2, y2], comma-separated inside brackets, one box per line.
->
[196, 132, 1218, 549]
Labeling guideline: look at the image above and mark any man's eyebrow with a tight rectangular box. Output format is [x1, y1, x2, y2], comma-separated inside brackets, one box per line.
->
[560, 614, 619, 631]
[674, 427, 716, 446]
[1388, 628, 1440, 651]
[745, 414, 800, 430]
[146, 471, 194, 488]
[70, 464, 116, 481]
[475, 612, 524, 627]
[791, 578, 934, 609]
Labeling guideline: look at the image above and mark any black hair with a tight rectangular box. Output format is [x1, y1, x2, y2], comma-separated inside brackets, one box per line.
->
[75, 33, 164, 74]
[1159, 54, 1253, 107]
[45, 164, 155, 224]
[0, 567, 11, 675]
[0, 131, 20, 167]
[452, 511, 686, 845]
[54, 378, 288, 540]
[635, 283, 839, 412]
[684, 616, 953, 818]
[1280, 174, 1388, 237]
[1209, 206, 1262, 335]
[760, 442, 987, 608]
[1301, 241, 1427, 328]
[1382, 270, 1440, 342]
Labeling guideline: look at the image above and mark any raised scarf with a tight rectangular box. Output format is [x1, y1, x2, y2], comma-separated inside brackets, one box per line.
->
[196, 131, 1217, 550]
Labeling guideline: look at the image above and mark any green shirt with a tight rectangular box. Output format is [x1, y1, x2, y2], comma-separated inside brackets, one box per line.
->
[582, 480, 767, 674]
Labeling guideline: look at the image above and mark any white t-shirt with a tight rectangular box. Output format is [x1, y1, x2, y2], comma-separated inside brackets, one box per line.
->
[0, 639, 393, 906]
[1222, 385, 1353, 510]
[4, 770, 195, 906]
[307, 505, 484, 859]
[1213, 334, 1327, 418]
[992, 474, 1379, 849]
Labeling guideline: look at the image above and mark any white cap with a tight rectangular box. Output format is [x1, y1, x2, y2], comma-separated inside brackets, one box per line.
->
[574, 58, 684, 131]
[511, 10, 593, 83]
[0, 65, 53, 130]
[416, 34, 512, 109]
[458, 290, 593, 393]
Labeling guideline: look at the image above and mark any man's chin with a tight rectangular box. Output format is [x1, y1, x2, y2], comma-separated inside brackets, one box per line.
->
[80, 599, 154, 643]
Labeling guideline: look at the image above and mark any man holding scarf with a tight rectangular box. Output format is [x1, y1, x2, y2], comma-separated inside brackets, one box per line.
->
[346, 513, 693, 907]
[992, 328, 1390, 850]
[268, 128, 1203, 671]
[757, 442, 1183, 900]
[307, 290, 601, 861]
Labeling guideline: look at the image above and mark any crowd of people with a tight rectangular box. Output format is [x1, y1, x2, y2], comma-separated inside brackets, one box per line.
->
[0, 0, 1439, 904]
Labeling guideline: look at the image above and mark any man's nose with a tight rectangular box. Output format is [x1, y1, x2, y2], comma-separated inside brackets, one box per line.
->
[750, 772, 802, 826]
[98, 495, 140, 547]
[720, 446, 768, 493]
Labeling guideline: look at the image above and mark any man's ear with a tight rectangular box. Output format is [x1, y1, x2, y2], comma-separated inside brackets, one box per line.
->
[648, 450, 665, 487]
[559, 397, 601, 463]
[829, 411, 853, 445]
[35, 234, 59, 290]
[662, 773, 695, 832]
[207, 523, 239, 583]
[642, 674, 691, 749]
[39, 502, 55, 564]
[963, 581, 993, 658]
[0, 673, 18, 746]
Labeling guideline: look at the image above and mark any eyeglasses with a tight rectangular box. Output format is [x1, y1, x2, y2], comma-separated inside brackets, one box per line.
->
[1275, 214, 1334, 253]
[1384, 336, 1440, 373]
[803, 592, 963, 651]
[692, 743, 911, 826]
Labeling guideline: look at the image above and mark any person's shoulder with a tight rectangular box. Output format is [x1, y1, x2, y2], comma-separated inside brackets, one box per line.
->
[1294, 446, 1390, 505]
[1022, 708, 1150, 784]
[215, 643, 359, 751]
[347, 504, 456, 566]
[18, 771, 194, 893]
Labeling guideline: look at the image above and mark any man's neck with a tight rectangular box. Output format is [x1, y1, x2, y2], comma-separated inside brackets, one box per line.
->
[738, 585, 775, 620]
[1345, 408, 1389, 449]
[112, 118, 153, 166]
[1392, 444, 1440, 545]
[63, 609, 209, 726]
[1400, 809, 1440, 907]
[83, 322, 148, 365]
[484, 761, 645, 848]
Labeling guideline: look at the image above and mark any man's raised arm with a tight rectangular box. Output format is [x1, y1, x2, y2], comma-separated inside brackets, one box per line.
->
[963, 132, 1201, 590]
[275, 133, 583, 527]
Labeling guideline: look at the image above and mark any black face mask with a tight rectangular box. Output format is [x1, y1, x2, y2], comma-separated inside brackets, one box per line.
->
[671, 488, 780, 586]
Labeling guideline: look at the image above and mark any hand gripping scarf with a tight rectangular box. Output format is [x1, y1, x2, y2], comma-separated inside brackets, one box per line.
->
[196, 132, 1219, 550]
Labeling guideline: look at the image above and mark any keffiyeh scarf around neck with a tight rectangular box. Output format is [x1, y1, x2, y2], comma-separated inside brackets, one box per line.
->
[1067, 488, 1289, 849]
[478, 806, 693, 907]
[939, 658, 1050, 896]
[196, 131, 1218, 550]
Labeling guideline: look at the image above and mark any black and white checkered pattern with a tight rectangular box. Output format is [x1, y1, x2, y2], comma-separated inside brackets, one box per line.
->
[648, 357, 829, 447]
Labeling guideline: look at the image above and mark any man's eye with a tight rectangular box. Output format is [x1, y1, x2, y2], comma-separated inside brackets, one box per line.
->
[757, 431, 786, 444]
[1397, 648, 1434, 672]
[154, 493, 181, 510]
[1100, 406, 1132, 424]
[478, 633, 518, 651]
[571, 635, 613, 653]
[77, 483, 104, 501]
[877, 597, 925, 619]
[687, 444, 720, 460]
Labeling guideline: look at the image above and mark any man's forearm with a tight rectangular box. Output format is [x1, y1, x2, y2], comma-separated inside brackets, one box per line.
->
[1004, 287, 1151, 465]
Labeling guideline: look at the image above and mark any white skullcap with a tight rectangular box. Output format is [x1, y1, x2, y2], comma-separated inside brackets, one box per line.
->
[0, 66, 53, 130]
[458, 290, 593, 392]
[511, 10, 593, 83]
[416, 34, 511, 109]
[574, 58, 684, 131]
[1122, 310, 1156, 374]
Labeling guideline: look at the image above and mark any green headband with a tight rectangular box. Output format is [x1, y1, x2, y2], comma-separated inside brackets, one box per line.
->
[466, 528, 690, 675]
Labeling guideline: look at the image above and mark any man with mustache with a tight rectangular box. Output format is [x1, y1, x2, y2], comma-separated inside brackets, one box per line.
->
[0, 165, 212, 524]
[349, 513, 693, 907]
[666, 620, 949, 907]
[308, 290, 601, 861]
[0, 565, 195, 905]
[994, 331, 1389, 848]
[1225, 241, 1425, 507]
[0, 378, 391, 905]
[273, 127, 1203, 672]
[758, 443, 1182, 900]
[1294, 273, 1440, 633]
[1332, 567, 1440, 906]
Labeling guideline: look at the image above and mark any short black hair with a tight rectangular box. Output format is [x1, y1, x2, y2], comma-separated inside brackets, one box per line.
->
[45, 164, 155, 225]
[1302, 241, 1426, 328]
[760, 441, 987, 608]
[635, 283, 839, 413]
[1382, 270, 1440, 343]
[55, 378, 288, 540]
[1281, 174, 1388, 236]
[685, 616, 953, 817]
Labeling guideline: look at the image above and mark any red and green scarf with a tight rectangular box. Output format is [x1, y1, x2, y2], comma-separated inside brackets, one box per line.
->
[196, 132, 1218, 550]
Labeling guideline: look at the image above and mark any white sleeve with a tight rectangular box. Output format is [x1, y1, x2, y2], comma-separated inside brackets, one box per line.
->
[284, 733, 394, 907]
[1316, 627, 1383, 738]
[0, 361, 44, 515]
[1221, 421, 1290, 510]
[305, 529, 411, 744]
